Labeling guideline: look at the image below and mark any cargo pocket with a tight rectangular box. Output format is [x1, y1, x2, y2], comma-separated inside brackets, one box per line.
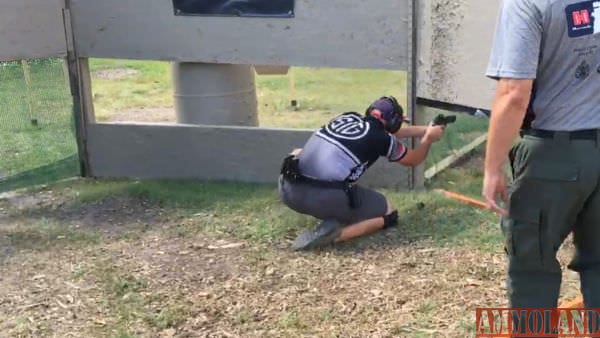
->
[502, 206, 544, 268]
[508, 160, 578, 260]
[505, 139, 580, 270]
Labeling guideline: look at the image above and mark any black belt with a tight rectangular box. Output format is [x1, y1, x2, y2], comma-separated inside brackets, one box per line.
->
[522, 128, 599, 140]
[280, 154, 353, 189]
[292, 175, 351, 190]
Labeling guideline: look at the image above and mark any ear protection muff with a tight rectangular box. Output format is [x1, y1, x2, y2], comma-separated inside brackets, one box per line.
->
[384, 96, 403, 134]
[365, 96, 404, 134]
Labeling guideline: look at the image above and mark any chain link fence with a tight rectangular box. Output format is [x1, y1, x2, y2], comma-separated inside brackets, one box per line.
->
[0, 58, 79, 193]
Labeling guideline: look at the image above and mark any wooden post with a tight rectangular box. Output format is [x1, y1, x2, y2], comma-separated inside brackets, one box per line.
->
[289, 67, 298, 109]
[21, 60, 38, 127]
[408, 0, 424, 190]
[424, 134, 488, 179]
[61, 58, 71, 90]
[63, 3, 92, 176]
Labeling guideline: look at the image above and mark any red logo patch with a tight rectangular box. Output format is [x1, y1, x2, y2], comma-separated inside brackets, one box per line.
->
[573, 9, 591, 25]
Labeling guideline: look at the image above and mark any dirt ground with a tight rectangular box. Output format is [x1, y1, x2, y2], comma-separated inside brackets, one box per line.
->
[94, 69, 139, 81]
[0, 182, 581, 337]
[109, 108, 176, 124]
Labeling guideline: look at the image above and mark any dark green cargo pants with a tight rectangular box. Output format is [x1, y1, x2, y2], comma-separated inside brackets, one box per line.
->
[505, 131, 600, 314]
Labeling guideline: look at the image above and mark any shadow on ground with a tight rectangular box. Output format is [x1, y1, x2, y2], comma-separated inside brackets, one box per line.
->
[0, 154, 79, 194]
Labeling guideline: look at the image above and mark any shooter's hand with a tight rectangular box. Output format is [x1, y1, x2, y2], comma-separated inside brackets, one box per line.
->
[422, 124, 445, 144]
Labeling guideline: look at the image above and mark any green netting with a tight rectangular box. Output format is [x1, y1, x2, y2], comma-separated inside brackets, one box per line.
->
[0, 58, 79, 192]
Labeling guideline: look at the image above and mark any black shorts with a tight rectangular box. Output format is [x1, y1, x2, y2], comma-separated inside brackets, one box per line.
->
[278, 176, 388, 225]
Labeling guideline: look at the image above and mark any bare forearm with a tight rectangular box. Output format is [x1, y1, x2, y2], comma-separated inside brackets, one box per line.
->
[399, 139, 433, 167]
[484, 83, 531, 173]
[395, 125, 427, 139]
[482, 79, 532, 215]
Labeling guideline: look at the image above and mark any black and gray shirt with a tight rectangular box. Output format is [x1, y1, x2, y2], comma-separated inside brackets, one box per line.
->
[298, 112, 407, 182]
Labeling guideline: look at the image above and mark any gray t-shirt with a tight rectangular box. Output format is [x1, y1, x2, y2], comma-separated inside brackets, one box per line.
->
[487, 0, 600, 131]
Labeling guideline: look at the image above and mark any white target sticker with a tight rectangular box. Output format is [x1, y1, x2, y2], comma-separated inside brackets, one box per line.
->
[325, 114, 370, 140]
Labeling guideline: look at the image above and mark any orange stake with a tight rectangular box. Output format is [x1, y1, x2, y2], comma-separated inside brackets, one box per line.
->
[559, 294, 584, 308]
[435, 189, 488, 209]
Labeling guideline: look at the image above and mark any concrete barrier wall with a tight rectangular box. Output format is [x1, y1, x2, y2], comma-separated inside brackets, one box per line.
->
[0, 0, 67, 61]
[87, 123, 412, 189]
[69, 0, 410, 70]
[417, 0, 500, 110]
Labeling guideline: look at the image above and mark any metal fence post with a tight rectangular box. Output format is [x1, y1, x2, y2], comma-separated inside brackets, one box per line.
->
[408, 0, 425, 190]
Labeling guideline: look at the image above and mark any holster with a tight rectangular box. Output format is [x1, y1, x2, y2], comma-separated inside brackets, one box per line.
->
[344, 184, 361, 209]
[280, 154, 302, 182]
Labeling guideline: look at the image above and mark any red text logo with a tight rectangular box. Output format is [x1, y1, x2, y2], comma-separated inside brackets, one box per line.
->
[476, 308, 600, 337]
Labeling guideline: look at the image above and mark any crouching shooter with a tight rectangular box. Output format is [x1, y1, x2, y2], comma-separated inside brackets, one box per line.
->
[278, 96, 448, 250]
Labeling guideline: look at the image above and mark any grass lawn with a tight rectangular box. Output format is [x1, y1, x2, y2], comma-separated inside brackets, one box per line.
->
[89, 59, 408, 128]
[0, 59, 79, 191]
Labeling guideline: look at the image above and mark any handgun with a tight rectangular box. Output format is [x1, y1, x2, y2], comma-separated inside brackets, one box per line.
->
[432, 114, 457, 126]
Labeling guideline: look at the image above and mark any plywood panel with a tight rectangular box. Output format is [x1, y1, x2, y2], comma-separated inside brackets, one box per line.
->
[87, 123, 411, 189]
[417, 0, 500, 110]
[0, 0, 67, 61]
[70, 0, 409, 70]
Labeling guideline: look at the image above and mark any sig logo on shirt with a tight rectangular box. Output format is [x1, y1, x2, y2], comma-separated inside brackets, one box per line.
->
[325, 114, 370, 140]
[566, 1, 600, 37]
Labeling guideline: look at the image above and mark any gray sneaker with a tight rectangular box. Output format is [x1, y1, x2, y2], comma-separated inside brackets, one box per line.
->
[291, 219, 342, 251]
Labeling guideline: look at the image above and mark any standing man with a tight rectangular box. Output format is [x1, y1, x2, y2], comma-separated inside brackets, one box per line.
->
[279, 96, 446, 251]
[483, 0, 600, 331]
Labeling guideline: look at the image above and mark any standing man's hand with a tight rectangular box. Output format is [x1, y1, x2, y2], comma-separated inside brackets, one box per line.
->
[483, 169, 508, 216]
[482, 78, 533, 218]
